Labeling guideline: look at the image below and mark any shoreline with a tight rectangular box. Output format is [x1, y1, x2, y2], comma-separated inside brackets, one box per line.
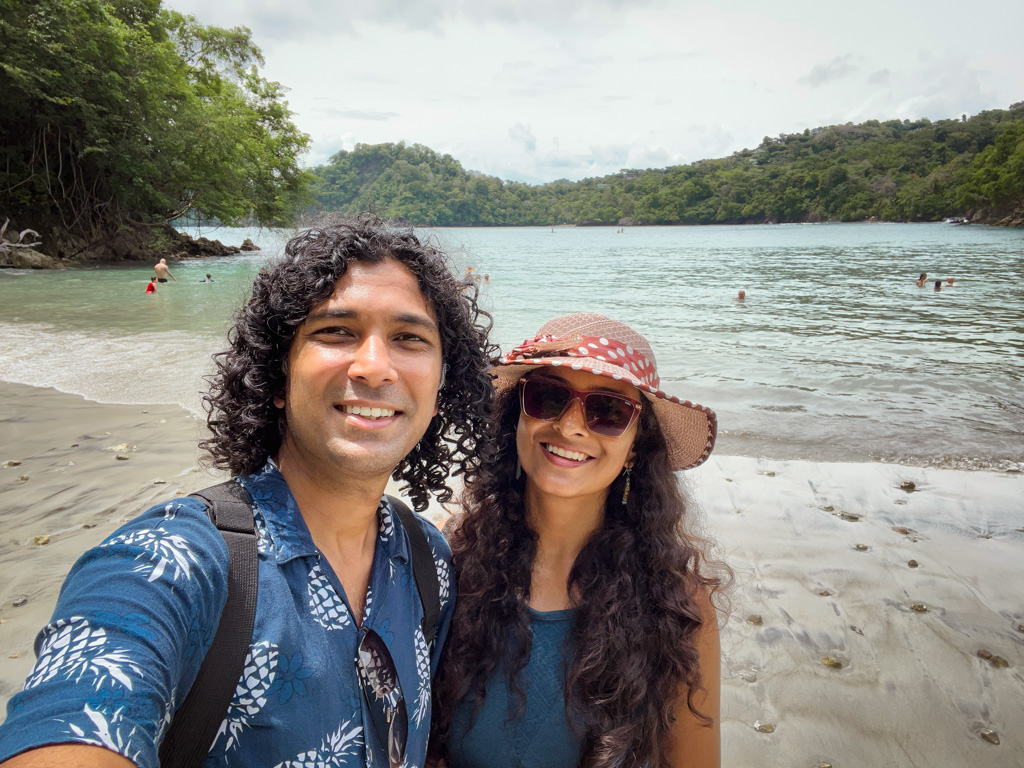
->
[2, 381, 1022, 764]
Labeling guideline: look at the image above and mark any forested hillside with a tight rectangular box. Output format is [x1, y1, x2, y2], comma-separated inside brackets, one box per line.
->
[0, 0, 310, 264]
[308, 105, 1024, 227]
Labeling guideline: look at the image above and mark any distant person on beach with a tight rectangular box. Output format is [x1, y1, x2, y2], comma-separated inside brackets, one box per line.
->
[154, 257, 176, 283]
[916, 272, 928, 287]
[431, 314, 728, 768]
[200, 273, 215, 283]
[0, 216, 497, 768]
[145, 277, 156, 294]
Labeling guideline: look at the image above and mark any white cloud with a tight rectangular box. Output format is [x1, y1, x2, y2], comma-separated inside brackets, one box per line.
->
[165, 0, 1024, 183]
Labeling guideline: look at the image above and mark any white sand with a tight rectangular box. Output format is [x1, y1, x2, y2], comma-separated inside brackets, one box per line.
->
[2, 383, 1022, 765]
[689, 456, 1024, 767]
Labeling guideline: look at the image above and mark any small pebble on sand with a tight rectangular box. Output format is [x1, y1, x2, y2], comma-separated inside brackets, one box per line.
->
[723, 477, 732, 482]
[153, 479, 166, 484]
[849, 625, 864, 635]
[115, 455, 130, 461]
[910, 603, 929, 613]
[8, 652, 25, 659]
[1017, 624, 1024, 633]
[820, 657, 843, 669]
[900, 481, 917, 491]
[32, 535, 50, 546]
[754, 721, 775, 733]
[893, 526, 912, 535]
[908, 560, 920, 568]
[818, 589, 832, 597]
[821, 505, 835, 512]
[3, 460, 21, 467]
[82, 524, 96, 529]
[758, 470, 776, 477]
[818, 763, 834, 768]
[854, 544, 869, 551]
[13, 598, 28, 607]
[747, 615, 763, 625]
[18, 475, 29, 482]
[976, 649, 1009, 668]
[979, 728, 1000, 745]
[70, 443, 79, 448]
[837, 512, 860, 521]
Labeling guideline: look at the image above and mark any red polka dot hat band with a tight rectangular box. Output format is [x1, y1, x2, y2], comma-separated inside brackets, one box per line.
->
[493, 313, 717, 471]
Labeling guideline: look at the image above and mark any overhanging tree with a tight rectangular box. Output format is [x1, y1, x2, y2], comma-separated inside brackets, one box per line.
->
[0, 0, 311, 257]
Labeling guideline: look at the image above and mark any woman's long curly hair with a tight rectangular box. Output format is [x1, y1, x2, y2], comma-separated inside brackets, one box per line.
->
[200, 214, 499, 510]
[431, 383, 730, 767]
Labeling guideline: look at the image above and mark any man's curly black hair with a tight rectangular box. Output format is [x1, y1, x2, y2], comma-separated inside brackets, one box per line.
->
[199, 214, 499, 510]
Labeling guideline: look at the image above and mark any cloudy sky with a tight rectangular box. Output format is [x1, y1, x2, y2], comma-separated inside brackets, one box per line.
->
[165, 0, 1023, 184]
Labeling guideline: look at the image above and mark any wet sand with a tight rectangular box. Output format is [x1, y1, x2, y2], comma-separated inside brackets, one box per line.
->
[1, 381, 1022, 765]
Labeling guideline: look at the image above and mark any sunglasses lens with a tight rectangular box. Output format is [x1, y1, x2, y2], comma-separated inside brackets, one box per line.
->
[585, 393, 636, 436]
[389, 697, 408, 766]
[356, 629, 407, 768]
[522, 379, 571, 421]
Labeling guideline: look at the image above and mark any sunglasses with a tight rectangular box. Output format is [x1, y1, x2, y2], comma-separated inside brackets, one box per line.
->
[519, 376, 642, 437]
[355, 627, 408, 768]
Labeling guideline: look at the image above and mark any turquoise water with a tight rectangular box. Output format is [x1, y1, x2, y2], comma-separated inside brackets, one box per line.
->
[1, 222, 1022, 469]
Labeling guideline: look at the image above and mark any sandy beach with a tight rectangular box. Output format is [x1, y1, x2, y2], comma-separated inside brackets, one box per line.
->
[1, 381, 1022, 766]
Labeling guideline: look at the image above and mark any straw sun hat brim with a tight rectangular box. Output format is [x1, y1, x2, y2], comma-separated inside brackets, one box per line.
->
[492, 358, 717, 471]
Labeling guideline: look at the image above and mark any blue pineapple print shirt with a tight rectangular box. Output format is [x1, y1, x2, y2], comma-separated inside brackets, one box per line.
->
[0, 461, 454, 768]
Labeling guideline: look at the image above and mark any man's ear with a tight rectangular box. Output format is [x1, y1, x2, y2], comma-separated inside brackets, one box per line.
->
[433, 362, 448, 416]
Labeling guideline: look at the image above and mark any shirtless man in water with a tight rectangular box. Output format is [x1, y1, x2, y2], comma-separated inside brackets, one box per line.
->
[154, 258, 176, 283]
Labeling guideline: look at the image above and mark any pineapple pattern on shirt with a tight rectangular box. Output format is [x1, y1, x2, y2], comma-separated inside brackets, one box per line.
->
[0, 461, 455, 768]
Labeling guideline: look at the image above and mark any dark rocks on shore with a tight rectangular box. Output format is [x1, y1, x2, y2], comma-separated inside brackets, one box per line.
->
[1, 219, 258, 269]
[174, 231, 241, 259]
[0, 246, 62, 269]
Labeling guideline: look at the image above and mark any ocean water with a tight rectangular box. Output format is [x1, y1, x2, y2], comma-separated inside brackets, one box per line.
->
[1, 222, 1022, 470]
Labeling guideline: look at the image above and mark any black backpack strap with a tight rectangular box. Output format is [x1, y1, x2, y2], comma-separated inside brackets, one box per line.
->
[159, 480, 259, 768]
[387, 495, 441, 646]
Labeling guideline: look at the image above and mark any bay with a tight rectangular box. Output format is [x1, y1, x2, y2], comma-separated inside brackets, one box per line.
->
[1, 222, 1021, 470]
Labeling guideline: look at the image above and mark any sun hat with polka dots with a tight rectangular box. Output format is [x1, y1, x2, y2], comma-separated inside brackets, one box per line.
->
[493, 313, 717, 470]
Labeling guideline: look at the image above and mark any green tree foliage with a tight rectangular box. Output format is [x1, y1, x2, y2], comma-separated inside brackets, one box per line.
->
[0, 0, 310, 249]
[309, 106, 1024, 226]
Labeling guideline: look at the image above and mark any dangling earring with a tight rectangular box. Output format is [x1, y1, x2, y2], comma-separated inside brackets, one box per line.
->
[515, 457, 522, 479]
[621, 466, 632, 505]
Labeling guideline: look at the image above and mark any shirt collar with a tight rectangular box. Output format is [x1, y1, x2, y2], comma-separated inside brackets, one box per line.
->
[237, 460, 410, 565]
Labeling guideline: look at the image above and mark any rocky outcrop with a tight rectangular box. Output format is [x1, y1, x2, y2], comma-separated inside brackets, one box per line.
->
[240, 237, 260, 251]
[0, 246, 62, 269]
[173, 231, 241, 258]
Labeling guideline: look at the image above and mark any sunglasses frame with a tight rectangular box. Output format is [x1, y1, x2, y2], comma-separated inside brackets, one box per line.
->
[518, 375, 643, 437]
[355, 626, 408, 768]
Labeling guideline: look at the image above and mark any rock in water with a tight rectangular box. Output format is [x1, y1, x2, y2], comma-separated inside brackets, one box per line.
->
[240, 237, 260, 251]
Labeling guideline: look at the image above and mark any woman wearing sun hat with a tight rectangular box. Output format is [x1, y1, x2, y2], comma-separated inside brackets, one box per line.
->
[430, 313, 728, 768]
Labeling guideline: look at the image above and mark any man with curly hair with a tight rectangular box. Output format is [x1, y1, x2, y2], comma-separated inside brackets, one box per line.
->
[0, 217, 498, 768]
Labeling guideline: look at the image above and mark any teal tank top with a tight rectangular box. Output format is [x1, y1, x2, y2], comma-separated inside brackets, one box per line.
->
[447, 607, 583, 768]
